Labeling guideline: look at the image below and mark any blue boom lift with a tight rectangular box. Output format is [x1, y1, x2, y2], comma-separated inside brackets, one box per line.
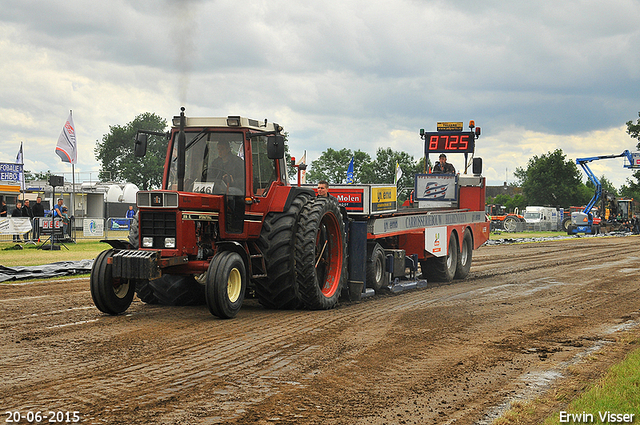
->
[568, 150, 638, 235]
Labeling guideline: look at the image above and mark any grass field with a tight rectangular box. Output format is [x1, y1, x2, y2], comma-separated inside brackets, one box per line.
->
[496, 333, 640, 424]
[543, 343, 640, 424]
[489, 230, 563, 240]
[0, 240, 110, 267]
[1, 231, 566, 268]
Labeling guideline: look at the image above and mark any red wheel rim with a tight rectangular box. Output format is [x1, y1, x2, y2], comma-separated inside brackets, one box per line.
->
[315, 211, 343, 298]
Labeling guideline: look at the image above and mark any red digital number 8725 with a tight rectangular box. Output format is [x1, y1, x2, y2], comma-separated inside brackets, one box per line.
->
[458, 135, 468, 150]
[429, 135, 439, 150]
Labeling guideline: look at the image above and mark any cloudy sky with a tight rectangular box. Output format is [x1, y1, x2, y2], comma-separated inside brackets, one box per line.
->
[2, 0, 640, 189]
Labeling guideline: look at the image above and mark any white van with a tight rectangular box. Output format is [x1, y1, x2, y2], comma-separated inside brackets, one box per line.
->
[523, 206, 558, 224]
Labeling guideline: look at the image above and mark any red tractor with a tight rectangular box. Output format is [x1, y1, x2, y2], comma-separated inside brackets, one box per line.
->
[90, 109, 489, 319]
[485, 204, 525, 231]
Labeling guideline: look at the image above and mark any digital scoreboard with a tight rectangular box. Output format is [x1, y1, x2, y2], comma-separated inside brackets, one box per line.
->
[422, 132, 476, 154]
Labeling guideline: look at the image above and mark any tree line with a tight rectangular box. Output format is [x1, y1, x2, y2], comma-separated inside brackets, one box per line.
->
[24, 111, 640, 208]
[497, 113, 640, 211]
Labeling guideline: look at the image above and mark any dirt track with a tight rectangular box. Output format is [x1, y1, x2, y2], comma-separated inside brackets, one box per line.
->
[2, 235, 640, 424]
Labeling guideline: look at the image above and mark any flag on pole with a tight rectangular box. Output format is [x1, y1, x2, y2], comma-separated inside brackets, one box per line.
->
[394, 161, 403, 185]
[296, 150, 307, 184]
[16, 142, 24, 192]
[55, 111, 77, 164]
[346, 156, 354, 184]
[16, 142, 23, 164]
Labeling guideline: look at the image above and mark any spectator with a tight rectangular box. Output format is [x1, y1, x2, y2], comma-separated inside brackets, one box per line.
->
[31, 196, 45, 241]
[21, 199, 34, 241]
[53, 198, 64, 218]
[52, 199, 65, 241]
[432, 153, 456, 174]
[60, 206, 70, 239]
[1, 200, 7, 217]
[316, 180, 337, 201]
[126, 205, 136, 219]
[11, 201, 22, 242]
[32, 196, 45, 217]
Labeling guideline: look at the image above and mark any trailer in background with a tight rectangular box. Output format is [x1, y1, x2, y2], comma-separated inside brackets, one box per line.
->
[523, 206, 559, 231]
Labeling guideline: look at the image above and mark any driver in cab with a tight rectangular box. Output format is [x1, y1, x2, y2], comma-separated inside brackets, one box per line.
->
[206, 140, 244, 188]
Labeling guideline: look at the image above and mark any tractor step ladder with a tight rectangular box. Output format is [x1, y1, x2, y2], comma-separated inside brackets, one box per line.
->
[246, 241, 267, 279]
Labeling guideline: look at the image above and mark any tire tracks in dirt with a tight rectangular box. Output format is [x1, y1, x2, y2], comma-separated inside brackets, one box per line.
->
[1, 236, 639, 424]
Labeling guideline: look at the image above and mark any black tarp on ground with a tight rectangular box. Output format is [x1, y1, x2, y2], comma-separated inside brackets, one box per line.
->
[0, 260, 93, 283]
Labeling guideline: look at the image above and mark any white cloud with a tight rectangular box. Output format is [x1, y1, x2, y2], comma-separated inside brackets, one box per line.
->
[478, 125, 638, 188]
[1, 0, 639, 193]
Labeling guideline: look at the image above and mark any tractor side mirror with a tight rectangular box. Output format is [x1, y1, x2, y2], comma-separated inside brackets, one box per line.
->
[472, 157, 482, 175]
[267, 135, 285, 159]
[134, 132, 148, 157]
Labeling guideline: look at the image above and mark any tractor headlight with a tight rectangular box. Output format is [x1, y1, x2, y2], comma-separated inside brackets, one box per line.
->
[164, 237, 176, 248]
[142, 237, 153, 248]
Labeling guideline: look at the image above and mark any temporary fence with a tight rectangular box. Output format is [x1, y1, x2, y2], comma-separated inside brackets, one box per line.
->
[0, 218, 33, 242]
[0, 217, 133, 243]
[500, 221, 562, 233]
[77, 217, 133, 240]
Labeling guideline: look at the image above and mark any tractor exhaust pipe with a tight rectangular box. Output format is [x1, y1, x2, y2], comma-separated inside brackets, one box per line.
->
[177, 107, 186, 191]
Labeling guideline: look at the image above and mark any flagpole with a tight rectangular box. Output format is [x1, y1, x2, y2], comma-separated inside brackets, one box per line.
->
[20, 154, 24, 203]
[21, 149, 24, 203]
[70, 110, 75, 223]
[17, 141, 24, 202]
[55, 109, 77, 228]
[20, 142, 22, 202]
[72, 163, 75, 219]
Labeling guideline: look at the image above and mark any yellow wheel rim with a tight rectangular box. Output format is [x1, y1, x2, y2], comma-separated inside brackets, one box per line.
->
[227, 268, 242, 303]
[113, 279, 130, 299]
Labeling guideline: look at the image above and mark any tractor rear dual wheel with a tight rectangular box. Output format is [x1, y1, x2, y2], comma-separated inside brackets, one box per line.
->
[128, 213, 139, 248]
[146, 276, 204, 306]
[254, 193, 311, 309]
[135, 280, 159, 304]
[503, 216, 519, 232]
[295, 197, 347, 310]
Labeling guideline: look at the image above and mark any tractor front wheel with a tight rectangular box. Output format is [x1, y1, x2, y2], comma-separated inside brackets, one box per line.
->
[205, 251, 246, 319]
[90, 249, 135, 315]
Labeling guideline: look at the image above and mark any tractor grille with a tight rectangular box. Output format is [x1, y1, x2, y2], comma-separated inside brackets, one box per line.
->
[140, 211, 177, 249]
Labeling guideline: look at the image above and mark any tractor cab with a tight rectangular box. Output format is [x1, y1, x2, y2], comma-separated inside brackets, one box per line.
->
[133, 110, 289, 248]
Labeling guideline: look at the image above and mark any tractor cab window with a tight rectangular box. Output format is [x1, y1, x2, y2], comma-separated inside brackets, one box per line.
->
[251, 136, 280, 196]
[168, 131, 245, 195]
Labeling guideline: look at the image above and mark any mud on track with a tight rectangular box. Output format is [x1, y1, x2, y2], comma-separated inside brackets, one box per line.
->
[1, 235, 639, 424]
